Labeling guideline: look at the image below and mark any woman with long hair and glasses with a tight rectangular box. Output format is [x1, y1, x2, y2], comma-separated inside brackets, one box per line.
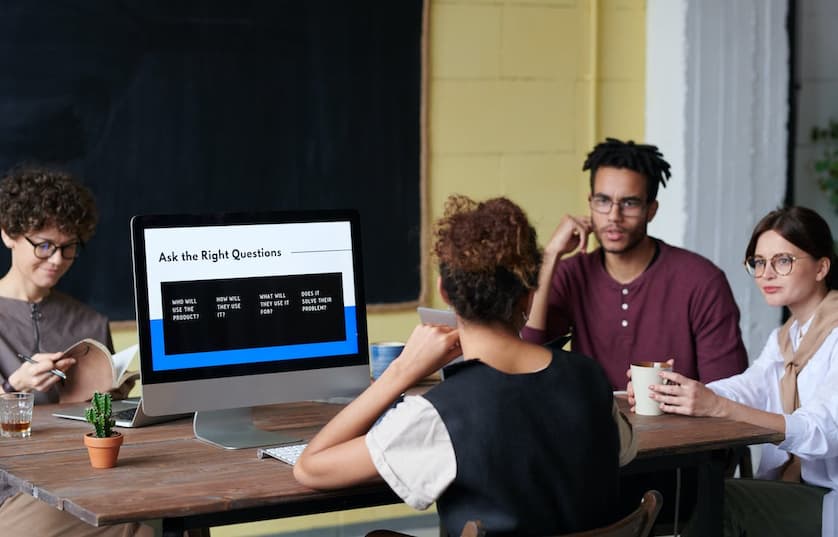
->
[295, 195, 636, 536]
[644, 206, 838, 537]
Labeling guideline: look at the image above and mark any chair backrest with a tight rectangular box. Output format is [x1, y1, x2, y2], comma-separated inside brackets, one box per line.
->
[563, 490, 663, 537]
[458, 490, 662, 537]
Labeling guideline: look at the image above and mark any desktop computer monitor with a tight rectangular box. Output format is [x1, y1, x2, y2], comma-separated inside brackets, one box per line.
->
[130, 210, 370, 449]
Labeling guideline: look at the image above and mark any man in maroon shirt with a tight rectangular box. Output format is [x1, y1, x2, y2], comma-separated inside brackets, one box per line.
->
[521, 138, 749, 531]
[521, 137, 747, 390]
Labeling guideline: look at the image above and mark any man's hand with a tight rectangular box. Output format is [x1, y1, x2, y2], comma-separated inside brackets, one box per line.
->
[526, 215, 592, 333]
[543, 215, 593, 260]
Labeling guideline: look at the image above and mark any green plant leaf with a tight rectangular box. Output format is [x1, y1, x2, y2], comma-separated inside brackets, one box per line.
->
[85, 391, 115, 438]
[812, 120, 838, 214]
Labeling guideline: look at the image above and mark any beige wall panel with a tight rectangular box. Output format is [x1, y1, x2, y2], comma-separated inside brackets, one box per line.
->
[574, 79, 595, 153]
[430, 81, 506, 153]
[597, 80, 645, 141]
[429, 83, 578, 155]
[430, 3, 501, 79]
[505, 0, 578, 6]
[501, 5, 580, 79]
[497, 81, 575, 152]
[598, 0, 645, 80]
[499, 153, 584, 231]
[430, 154, 504, 212]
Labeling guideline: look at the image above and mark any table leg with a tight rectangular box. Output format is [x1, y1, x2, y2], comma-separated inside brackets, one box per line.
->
[689, 450, 727, 537]
[156, 519, 210, 537]
[160, 518, 185, 537]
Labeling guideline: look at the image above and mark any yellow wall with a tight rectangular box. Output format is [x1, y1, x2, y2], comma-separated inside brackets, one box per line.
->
[112, 1, 647, 534]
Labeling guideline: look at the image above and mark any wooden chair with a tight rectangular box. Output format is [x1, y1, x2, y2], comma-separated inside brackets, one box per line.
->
[564, 490, 663, 537]
[366, 490, 662, 537]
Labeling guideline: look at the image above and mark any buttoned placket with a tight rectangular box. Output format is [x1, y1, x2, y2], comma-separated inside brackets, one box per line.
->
[620, 287, 630, 328]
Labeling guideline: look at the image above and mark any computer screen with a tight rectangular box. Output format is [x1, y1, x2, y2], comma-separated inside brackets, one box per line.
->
[130, 210, 370, 449]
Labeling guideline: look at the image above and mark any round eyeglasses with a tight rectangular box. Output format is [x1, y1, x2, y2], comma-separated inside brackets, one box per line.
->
[589, 195, 646, 217]
[743, 253, 809, 278]
[24, 236, 83, 260]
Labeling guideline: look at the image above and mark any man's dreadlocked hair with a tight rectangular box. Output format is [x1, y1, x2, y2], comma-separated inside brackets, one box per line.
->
[582, 138, 672, 202]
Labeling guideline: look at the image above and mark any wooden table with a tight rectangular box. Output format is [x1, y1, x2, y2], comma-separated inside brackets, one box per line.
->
[0, 403, 400, 536]
[0, 399, 783, 537]
[617, 396, 784, 536]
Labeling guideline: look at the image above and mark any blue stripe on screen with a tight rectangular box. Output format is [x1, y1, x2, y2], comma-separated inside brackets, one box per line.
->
[149, 306, 359, 371]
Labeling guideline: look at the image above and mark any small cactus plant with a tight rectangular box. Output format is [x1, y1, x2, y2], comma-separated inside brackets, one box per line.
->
[85, 392, 115, 438]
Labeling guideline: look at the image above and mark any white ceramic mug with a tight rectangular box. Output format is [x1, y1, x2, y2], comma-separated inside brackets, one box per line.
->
[630, 361, 672, 416]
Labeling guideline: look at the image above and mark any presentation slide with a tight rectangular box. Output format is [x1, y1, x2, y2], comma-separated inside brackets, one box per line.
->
[161, 273, 345, 355]
[141, 221, 359, 371]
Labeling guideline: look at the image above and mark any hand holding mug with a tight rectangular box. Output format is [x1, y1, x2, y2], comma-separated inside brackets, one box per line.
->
[626, 358, 674, 415]
[648, 371, 725, 418]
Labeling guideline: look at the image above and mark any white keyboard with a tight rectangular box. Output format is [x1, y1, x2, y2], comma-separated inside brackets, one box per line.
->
[258, 443, 308, 466]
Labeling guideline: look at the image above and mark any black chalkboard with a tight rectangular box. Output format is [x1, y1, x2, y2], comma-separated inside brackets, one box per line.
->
[0, 0, 424, 320]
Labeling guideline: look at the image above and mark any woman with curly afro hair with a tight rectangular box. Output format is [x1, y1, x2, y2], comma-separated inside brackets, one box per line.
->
[295, 195, 636, 536]
[0, 165, 152, 537]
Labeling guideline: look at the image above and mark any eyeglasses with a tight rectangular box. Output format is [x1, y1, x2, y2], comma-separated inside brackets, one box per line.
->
[24, 236, 83, 260]
[589, 195, 646, 217]
[743, 253, 809, 278]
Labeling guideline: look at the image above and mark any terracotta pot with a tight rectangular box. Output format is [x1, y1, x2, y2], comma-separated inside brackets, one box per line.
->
[83, 432, 124, 468]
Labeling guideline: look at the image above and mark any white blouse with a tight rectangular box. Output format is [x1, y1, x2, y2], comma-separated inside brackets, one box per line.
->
[708, 322, 838, 537]
[365, 395, 455, 510]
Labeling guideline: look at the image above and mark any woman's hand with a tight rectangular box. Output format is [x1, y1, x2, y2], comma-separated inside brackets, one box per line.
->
[296, 323, 460, 490]
[388, 323, 461, 385]
[625, 358, 674, 412]
[646, 371, 786, 434]
[648, 371, 726, 418]
[7, 352, 76, 393]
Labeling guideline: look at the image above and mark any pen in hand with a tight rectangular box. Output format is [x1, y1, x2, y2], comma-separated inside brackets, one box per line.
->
[16, 353, 68, 380]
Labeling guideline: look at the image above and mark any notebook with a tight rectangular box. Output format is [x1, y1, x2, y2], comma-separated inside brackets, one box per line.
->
[417, 306, 457, 328]
[53, 397, 191, 428]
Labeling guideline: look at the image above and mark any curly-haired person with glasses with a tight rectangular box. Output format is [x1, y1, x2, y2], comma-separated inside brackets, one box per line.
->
[0, 165, 153, 537]
[644, 206, 838, 537]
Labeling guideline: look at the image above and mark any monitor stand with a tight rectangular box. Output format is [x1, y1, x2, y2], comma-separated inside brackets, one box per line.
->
[193, 407, 302, 449]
